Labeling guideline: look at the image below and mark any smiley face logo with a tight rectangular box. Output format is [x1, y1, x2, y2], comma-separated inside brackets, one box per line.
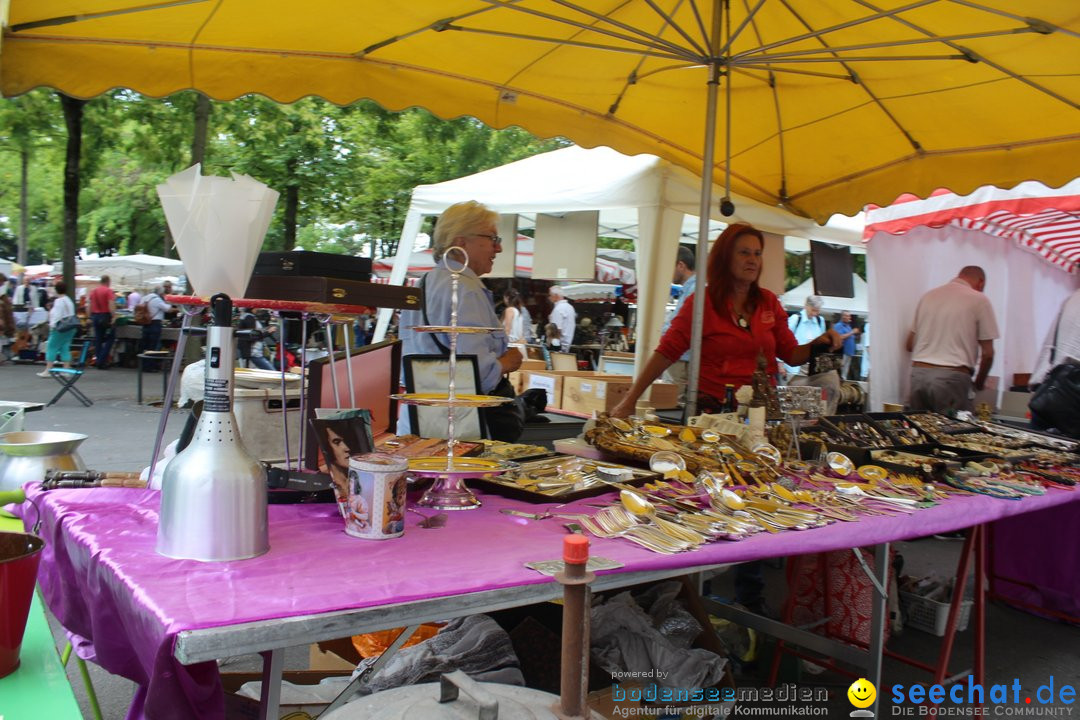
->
[848, 678, 877, 709]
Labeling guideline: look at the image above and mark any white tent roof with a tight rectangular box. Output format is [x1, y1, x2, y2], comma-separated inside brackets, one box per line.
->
[782, 274, 868, 315]
[52, 253, 184, 289]
[377, 145, 863, 369]
[406, 146, 862, 245]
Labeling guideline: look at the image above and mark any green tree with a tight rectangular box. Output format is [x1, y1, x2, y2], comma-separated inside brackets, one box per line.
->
[0, 90, 63, 263]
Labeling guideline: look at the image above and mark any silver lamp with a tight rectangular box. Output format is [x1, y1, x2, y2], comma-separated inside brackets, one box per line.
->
[157, 293, 268, 561]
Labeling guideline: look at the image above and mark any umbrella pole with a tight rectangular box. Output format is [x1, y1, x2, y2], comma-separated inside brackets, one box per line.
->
[687, 61, 722, 418]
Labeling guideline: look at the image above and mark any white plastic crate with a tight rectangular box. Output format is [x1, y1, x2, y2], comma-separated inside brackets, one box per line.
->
[900, 591, 973, 636]
[234, 388, 302, 464]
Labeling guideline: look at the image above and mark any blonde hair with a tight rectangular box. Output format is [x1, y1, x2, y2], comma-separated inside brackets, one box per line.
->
[432, 201, 498, 262]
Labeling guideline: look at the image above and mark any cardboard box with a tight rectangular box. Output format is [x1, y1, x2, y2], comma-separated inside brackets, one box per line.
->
[520, 359, 548, 372]
[508, 371, 525, 395]
[520, 370, 594, 409]
[642, 381, 679, 410]
[561, 374, 632, 416]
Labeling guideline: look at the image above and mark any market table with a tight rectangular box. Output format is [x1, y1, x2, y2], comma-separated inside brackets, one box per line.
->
[23, 482, 1079, 720]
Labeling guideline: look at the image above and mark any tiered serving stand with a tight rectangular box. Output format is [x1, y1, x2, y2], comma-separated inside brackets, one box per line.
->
[391, 247, 515, 510]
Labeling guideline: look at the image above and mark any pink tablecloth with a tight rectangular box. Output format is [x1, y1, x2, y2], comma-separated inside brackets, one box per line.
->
[25, 483, 1079, 719]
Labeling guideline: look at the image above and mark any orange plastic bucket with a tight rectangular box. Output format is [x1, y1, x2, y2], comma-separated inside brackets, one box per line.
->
[0, 531, 44, 678]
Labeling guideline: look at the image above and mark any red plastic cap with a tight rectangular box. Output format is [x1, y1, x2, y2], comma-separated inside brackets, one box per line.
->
[563, 534, 590, 564]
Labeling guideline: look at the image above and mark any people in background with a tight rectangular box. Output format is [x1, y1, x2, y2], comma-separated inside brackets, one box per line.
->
[782, 295, 826, 379]
[1030, 288, 1080, 388]
[502, 288, 527, 344]
[237, 310, 275, 370]
[905, 266, 998, 413]
[399, 200, 523, 441]
[611, 223, 839, 417]
[39, 281, 77, 377]
[126, 288, 142, 311]
[548, 285, 576, 348]
[140, 286, 173, 372]
[661, 245, 697, 404]
[833, 311, 860, 380]
[88, 275, 116, 369]
[12, 276, 43, 310]
[0, 274, 15, 363]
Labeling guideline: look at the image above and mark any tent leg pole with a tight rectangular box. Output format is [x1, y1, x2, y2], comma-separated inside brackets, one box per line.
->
[687, 57, 722, 419]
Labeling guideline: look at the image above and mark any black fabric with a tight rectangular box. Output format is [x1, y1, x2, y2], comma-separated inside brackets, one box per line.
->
[1028, 361, 1080, 438]
[482, 376, 525, 442]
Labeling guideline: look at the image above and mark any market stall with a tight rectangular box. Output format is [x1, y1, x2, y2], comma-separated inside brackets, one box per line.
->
[864, 180, 1080, 411]
[377, 145, 862, 374]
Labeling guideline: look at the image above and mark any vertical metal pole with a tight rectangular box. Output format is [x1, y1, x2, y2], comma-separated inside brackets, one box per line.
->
[973, 524, 986, 687]
[326, 318, 341, 408]
[148, 310, 193, 482]
[342, 321, 356, 405]
[867, 543, 889, 718]
[556, 536, 594, 718]
[257, 648, 283, 720]
[278, 321, 292, 470]
[686, 0, 724, 418]
[297, 313, 309, 471]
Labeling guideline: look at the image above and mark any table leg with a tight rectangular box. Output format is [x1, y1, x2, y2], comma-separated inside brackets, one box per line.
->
[933, 527, 977, 685]
[258, 648, 283, 720]
[137, 363, 143, 404]
[866, 543, 890, 718]
[974, 524, 986, 687]
[318, 624, 422, 718]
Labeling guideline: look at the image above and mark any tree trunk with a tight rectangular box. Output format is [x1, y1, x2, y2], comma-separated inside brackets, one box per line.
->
[60, 94, 85, 300]
[283, 184, 298, 252]
[183, 94, 214, 363]
[191, 93, 211, 166]
[18, 148, 28, 266]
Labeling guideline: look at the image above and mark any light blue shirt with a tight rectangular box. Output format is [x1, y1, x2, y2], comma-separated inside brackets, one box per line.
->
[782, 309, 825, 375]
[661, 275, 696, 362]
[400, 265, 508, 393]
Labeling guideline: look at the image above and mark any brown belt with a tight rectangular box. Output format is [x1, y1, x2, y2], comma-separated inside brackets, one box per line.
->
[912, 361, 972, 375]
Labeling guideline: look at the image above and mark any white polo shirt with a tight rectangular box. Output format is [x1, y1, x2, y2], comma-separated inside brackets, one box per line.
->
[911, 278, 999, 368]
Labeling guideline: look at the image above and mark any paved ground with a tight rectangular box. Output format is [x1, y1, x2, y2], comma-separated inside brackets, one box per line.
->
[1, 361, 1077, 718]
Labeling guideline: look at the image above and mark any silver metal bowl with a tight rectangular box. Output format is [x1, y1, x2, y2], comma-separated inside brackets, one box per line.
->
[0, 431, 88, 492]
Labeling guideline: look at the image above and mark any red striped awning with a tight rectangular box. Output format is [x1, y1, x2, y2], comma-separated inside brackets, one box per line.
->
[864, 180, 1080, 274]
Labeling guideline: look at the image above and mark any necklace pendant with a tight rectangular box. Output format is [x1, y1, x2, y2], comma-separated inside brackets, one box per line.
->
[738, 316, 749, 329]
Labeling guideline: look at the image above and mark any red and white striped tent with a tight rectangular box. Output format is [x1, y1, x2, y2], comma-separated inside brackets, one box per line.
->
[864, 179, 1080, 275]
[863, 179, 1080, 412]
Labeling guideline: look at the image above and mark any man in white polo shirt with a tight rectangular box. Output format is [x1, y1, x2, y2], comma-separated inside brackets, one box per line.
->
[905, 266, 999, 413]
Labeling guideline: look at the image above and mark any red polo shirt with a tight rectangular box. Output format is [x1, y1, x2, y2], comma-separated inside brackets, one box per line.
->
[88, 285, 115, 314]
[656, 288, 799, 399]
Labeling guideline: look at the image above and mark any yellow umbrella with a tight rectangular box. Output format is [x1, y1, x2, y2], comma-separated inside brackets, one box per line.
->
[4, 1, 1078, 219]
[4, 0, 1079, 414]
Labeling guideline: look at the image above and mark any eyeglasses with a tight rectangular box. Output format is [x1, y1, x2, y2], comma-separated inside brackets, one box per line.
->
[466, 233, 502, 247]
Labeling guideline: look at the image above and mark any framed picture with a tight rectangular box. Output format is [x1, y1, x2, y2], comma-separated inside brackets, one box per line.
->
[403, 354, 486, 440]
[304, 339, 401, 471]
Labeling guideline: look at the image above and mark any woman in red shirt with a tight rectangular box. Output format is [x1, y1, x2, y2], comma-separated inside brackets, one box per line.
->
[612, 223, 839, 416]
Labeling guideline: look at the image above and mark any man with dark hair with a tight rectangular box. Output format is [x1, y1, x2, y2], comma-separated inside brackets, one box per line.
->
[661, 245, 696, 403]
[88, 275, 116, 369]
[906, 265, 998, 413]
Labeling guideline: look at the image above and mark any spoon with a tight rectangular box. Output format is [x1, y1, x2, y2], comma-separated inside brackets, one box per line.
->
[408, 508, 448, 528]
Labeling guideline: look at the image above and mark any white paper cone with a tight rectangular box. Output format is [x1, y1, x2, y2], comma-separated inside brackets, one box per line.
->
[157, 164, 280, 298]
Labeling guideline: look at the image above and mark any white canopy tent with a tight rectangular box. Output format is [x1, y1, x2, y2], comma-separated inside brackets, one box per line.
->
[377, 146, 861, 375]
[782, 274, 868, 316]
[52, 253, 184, 291]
